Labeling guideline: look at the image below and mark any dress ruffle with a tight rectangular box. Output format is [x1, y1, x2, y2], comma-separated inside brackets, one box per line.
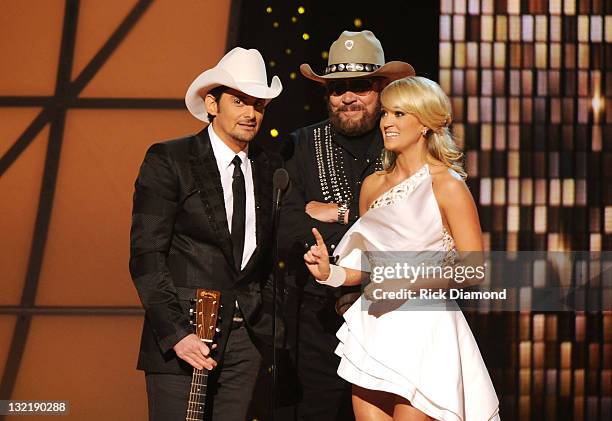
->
[335, 297, 500, 421]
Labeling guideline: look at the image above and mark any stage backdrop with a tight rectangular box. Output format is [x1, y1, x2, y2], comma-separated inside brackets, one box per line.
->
[438, 1, 610, 419]
[1, 1, 610, 421]
[0, 1, 231, 419]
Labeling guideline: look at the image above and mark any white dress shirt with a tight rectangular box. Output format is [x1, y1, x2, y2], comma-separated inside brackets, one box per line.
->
[208, 124, 256, 269]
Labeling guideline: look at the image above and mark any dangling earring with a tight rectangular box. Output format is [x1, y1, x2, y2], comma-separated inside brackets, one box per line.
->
[421, 129, 428, 138]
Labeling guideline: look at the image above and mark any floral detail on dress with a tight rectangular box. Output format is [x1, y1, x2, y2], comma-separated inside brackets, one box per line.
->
[369, 164, 429, 210]
[441, 227, 457, 266]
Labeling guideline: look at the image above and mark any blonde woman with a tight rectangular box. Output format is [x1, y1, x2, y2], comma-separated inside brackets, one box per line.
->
[304, 76, 500, 421]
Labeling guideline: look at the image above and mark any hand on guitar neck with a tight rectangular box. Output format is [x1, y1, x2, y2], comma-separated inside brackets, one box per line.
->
[173, 334, 217, 371]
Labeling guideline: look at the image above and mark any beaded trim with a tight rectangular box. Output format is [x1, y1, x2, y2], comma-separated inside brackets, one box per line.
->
[368, 165, 429, 210]
[313, 122, 382, 204]
[441, 227, 457, 266]
[325, 62, 381, 75]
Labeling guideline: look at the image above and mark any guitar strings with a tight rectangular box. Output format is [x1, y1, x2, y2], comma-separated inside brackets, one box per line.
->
[186, 293, 218, 419]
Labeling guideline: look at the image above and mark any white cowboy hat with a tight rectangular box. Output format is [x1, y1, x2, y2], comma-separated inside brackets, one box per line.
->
[185, 47, 282, 122]
[300, 30, 414, 83]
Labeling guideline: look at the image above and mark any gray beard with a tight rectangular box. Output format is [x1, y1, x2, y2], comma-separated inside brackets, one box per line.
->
[327, 101, 380, 136]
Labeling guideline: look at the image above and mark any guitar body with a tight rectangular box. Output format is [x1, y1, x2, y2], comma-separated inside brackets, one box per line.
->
[185, 289, 221, 421]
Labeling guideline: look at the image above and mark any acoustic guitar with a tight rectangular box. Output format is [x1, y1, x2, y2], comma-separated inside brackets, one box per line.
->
[185, 289, 221, 421]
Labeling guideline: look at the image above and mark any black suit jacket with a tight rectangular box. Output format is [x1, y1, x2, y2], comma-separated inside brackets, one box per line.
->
[129, 128, 279, 374]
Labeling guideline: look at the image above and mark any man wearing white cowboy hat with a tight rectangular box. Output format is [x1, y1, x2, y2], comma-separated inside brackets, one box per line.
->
[130, 47, 282, 421]
[278, 30, 414, 420]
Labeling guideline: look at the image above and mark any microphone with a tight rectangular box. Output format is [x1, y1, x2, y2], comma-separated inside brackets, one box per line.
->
[272, 168, 290, 209]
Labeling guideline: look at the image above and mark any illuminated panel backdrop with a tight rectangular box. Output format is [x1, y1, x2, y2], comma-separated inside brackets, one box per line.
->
[440, 0, 610, 420]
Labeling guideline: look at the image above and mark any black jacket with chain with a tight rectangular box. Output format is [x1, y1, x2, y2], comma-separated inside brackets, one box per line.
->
[278, 119, 384, 296]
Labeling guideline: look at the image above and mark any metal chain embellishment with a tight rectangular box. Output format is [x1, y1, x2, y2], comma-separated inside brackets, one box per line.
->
[313, 123, 353, 204]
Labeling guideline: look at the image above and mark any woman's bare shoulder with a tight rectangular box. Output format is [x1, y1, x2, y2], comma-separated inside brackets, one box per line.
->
[363, 171, 387, 190]
[360, 171, 388, 211]
[430, 164, 468, 200]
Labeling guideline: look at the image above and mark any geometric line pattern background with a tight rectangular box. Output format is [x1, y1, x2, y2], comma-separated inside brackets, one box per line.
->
[0, 1, 231, 418]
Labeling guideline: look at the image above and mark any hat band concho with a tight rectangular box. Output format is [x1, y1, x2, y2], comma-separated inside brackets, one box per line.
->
[324, 62, 382, 75]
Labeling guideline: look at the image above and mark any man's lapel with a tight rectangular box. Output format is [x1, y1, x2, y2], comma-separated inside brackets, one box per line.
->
[188, 128, 235, 268]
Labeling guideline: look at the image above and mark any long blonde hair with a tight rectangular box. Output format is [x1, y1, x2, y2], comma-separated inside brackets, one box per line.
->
[380, 76, 466, 178]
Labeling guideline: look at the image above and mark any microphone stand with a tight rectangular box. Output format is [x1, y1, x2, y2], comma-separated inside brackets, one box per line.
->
[270, 191, 281, 419]
[270, 169, 288, 421]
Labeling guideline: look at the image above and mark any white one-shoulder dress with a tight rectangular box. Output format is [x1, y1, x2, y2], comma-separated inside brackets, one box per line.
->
[332, 164, 500, 421]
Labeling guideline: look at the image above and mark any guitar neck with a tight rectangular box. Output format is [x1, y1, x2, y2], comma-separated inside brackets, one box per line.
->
[185, 367, 209, 420]
[186, 288, 220, 421]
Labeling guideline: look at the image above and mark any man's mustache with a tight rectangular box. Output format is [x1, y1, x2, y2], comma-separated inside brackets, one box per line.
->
[337, 105, 366, 112]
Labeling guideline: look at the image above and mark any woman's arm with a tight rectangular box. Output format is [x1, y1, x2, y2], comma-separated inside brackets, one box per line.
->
[303, 228, 369, 286]
[425, 171, 485, 289]
[433, 172, 483, 253]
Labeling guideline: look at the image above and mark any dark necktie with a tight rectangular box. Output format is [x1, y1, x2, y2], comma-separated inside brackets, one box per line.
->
[231, 155, 246, 271]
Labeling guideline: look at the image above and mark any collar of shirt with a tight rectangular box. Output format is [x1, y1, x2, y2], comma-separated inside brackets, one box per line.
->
[208, 123, 250, 174]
